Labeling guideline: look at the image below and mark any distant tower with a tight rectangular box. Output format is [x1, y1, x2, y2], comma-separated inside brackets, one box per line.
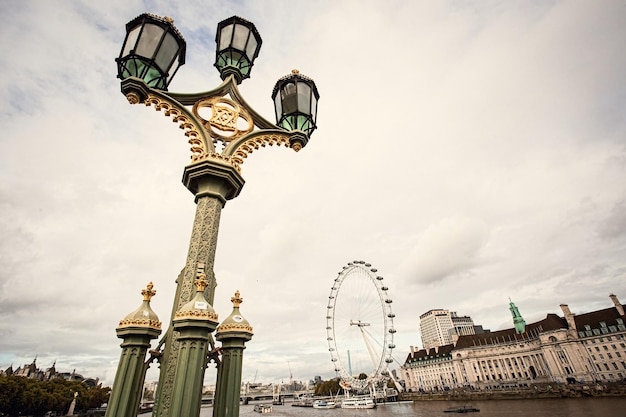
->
[509, 299, 526, 334]
[419, 309, 478, 349]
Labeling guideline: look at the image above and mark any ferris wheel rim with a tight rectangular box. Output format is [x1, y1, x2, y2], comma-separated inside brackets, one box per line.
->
[326, 260, 396, 391]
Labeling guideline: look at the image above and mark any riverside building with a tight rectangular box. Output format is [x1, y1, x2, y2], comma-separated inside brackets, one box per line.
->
[403, 294, 626, 392]
[419, 309, 484, 350]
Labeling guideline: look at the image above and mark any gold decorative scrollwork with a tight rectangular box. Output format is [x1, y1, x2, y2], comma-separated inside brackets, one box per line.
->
[192, 97, 253, 143]
[227, 133, 292, 168]
[118, 318, 162, 330]
[216, 322, 254, 333]
[142, 94, 294, 173]
[144, 94, 210, 162]
[174, 309, 219, 321]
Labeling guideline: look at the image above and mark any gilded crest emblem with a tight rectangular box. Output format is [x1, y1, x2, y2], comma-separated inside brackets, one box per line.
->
[193, 97, 253, 143]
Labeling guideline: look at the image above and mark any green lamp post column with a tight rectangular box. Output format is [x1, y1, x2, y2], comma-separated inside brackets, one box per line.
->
[213, 291, 253, 417]
[154, 160, 244, 417]
[169, 273, 219, 417]
[115, 13, 319, 417]
[105, 283, 161, 417]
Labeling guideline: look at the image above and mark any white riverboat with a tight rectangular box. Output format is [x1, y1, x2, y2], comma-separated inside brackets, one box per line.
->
[339, 396, 376, 409]
[313, 400, 338, 409]
[253, 404, 273, 413]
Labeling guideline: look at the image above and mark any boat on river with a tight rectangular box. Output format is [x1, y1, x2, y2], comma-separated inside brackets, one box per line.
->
[340, 396, 376, 409]
[253, 404, 273, 413]
[444, 405, 480, 413]
[313, 400, 338, 409]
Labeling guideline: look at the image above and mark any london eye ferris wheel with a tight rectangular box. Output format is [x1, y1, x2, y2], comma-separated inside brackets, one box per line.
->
[325, 261, 396, 391]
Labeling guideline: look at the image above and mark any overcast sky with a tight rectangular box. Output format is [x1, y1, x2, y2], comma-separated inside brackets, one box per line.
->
[1, 0, 625, 387]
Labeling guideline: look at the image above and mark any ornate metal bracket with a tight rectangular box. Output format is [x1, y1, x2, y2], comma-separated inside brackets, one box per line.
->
[120, 75, 306, 173]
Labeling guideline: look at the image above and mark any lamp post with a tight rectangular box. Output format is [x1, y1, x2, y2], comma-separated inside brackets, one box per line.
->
[114, 13, 319, 417]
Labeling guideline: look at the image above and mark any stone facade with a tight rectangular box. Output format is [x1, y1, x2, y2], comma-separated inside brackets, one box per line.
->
[403, 295, 626, 392]
[420, 309, 478, 351]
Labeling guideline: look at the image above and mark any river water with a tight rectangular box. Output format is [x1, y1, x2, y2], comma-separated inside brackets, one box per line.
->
[199, 398, 626, 417]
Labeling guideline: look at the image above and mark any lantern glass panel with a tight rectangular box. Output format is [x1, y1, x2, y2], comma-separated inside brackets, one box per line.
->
[219, 24, 233, 51]
[281, 82, 298, 113]
[155, 32, 179, 70]
[274, 92, 282, 120]
[121, 59, 164, 88]
[122, 26, 141, 57]
[169, 59, 181, 80]
[311, 96, 317, 120]
[136, 23, 164, 58]
[297, 82, 311, 114]
[232, 24, 249, 51]
[298, 115, 312, 132]
[245, 35, 258, 59]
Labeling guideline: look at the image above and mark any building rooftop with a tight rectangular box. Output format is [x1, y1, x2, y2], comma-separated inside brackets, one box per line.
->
[454, 313, 567, 349]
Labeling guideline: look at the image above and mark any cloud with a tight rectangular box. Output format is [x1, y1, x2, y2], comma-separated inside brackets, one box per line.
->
[597, 200, 626, 240]
[401, 217, 489, 285]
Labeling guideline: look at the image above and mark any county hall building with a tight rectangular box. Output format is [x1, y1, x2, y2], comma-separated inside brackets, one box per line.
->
[402, 294, 626, 391]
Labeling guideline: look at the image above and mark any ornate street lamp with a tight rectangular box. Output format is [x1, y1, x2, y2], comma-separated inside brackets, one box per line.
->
[116, 13, 186, 91]
[111, 12, 319, 417]
[214, 16, 262, 84]
[272, 69, 320, 150]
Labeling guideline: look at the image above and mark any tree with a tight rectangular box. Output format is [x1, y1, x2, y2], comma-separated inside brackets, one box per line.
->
[314, 378, 344, 396]
[0, 375, 110, 416]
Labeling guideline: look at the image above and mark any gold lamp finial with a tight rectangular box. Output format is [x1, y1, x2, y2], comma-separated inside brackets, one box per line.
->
[195, 272, 209, 292]
[142, 282, 156, 301]
[231, 290, 243, 308]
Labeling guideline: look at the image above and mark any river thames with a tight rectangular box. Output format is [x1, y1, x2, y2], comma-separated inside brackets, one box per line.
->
[198, 398, 626, 417]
